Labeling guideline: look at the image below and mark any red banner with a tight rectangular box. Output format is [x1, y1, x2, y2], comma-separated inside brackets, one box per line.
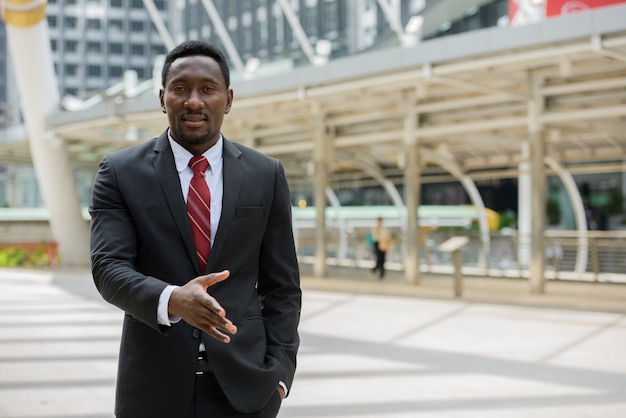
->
[510, 0, 626, 25]
[547, 0, 626, 16]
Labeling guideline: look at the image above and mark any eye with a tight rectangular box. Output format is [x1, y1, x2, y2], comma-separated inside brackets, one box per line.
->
[203, 86, 215, 93]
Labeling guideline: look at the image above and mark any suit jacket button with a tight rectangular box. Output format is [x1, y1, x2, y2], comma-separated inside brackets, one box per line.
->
[192, 329, 201, 339]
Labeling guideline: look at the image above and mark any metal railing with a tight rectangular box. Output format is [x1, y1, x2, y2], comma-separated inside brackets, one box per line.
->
[294, 226, 626, 283]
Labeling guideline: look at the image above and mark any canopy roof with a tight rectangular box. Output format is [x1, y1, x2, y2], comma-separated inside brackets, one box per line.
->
[2, 5, 625, 189]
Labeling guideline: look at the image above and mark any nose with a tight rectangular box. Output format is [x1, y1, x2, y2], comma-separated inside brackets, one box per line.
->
[184, 89, 204, 109]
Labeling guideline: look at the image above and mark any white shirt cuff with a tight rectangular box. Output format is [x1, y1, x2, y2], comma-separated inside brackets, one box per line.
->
[157, 285, 181, 326]
[279, 381, 288, 396]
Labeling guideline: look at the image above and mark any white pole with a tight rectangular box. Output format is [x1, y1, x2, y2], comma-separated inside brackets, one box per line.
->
[199, 0, 246, 74]
[3, 0, 90, 265]
[276, 0, 318, 65]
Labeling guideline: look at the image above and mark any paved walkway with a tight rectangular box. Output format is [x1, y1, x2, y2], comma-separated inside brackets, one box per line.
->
[0, 266, 625, 417]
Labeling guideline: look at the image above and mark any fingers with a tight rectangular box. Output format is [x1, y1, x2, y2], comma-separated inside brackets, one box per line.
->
[196, 270, 230, 290]
[193, 286, 238, 339]
[202, 305, 237, 336]
[192, 270, 238, 339]
[206, 325, 234, 344]
[168, 270, 238, 342]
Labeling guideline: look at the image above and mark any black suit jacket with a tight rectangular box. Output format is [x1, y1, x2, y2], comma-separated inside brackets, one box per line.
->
[89, 131, 301, 416]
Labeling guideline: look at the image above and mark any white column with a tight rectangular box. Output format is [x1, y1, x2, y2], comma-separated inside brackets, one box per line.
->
[3, 1, 90, 265]
[200, 0, 246, 73]
[312, 105, 330, 278]
[518, 154, 531, 270]
[403, 95, 420, 284]
[528, 75, 546, 293]
[276, 0, 320, 65]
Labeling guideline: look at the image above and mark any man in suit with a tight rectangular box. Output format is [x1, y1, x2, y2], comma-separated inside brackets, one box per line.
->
[90, 40, 301, 417]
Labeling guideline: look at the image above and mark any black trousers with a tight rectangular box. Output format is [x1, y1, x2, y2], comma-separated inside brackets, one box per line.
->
[372, 242, 386, 278]
[185, 371, 282, 418]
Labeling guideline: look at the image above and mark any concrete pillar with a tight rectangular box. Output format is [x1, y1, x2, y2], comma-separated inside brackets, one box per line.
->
[3, 0, 90, 265]
[312, 106, 330, 278]
[528, 75, 546, 293]
[403, 96, 420, 284]
[518, 154, 531, 270]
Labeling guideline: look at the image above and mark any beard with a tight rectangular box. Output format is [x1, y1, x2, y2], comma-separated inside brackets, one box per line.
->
[170, 124, 219, 151]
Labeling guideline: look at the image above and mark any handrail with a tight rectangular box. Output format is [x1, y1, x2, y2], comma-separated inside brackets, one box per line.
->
[294, 227, 626, 283]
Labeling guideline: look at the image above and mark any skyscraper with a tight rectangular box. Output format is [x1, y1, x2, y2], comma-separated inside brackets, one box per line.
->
[46, 0, 168, 99]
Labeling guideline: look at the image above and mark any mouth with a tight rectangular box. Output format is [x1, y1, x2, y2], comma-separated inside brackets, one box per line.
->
[182, 114, 207, 128]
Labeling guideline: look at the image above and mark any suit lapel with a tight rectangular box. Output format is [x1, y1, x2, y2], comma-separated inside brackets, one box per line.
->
[207, 138, 243, 271]
[152, 131, 199, 272]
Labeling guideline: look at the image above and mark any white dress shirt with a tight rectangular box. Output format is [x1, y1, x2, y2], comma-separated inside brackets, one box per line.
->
[154, 131, 288, 394]
[157, 131, 224, 327]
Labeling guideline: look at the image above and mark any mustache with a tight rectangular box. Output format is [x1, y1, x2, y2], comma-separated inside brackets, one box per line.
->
[182, 112, 207, 120]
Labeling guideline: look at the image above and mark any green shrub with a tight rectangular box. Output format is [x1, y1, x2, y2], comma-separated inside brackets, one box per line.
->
[0, 247, 28, 267]
[499, 211, 516, 229]
[0, 245, 56, 267]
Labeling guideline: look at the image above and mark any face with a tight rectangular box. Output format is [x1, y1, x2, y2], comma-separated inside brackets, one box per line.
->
[159, 55, 233, 155]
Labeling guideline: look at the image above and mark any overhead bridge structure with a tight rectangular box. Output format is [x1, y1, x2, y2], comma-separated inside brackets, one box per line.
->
[3, 3, 626, 291]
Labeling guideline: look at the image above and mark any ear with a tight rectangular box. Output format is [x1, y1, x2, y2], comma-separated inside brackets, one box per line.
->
[159, 89, 166, 113]
[224, 88, 234, 114]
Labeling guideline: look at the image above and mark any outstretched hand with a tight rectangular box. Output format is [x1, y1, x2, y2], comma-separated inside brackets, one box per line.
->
[168, 270, 238, 343]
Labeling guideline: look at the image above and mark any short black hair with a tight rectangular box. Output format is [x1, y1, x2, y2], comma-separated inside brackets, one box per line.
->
[161, 40, 230, 88]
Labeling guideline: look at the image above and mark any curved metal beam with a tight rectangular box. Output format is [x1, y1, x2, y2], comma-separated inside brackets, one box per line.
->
[544, 156, 588, 273]
[325, 187, 349, 261]
[337, 155, 406, 227]
[421, 149, 491, 268]
[334, 154, 407, 260]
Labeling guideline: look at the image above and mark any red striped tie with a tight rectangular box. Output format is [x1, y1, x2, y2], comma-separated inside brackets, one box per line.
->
[187, 156, 211, 271]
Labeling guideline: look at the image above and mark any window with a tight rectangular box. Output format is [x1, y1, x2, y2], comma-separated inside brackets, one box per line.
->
[65, 64, 78, 75]
[242, 27, 253, 52]
[47, 16, 57, 28]
[64, 16, 78, 29]
[65, 40, 78, 52]
[109, 19, 123, 31]
[151, 44, 166, 55]
[87, 19, 101, 30]
[109, 42, 123, 54]
[110, 66, 123, 77]
[110, 0, 123, 7]
[322, 0, 338, 35]
[130, 44, 145, 55]
[87, 41, 101, 53]
[130, 20, 144, 32]
[227, 16, 238, 31]
[303, 5, 317, 37]
[87, 65, 102, 77]
[131, 0, 143, 9]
